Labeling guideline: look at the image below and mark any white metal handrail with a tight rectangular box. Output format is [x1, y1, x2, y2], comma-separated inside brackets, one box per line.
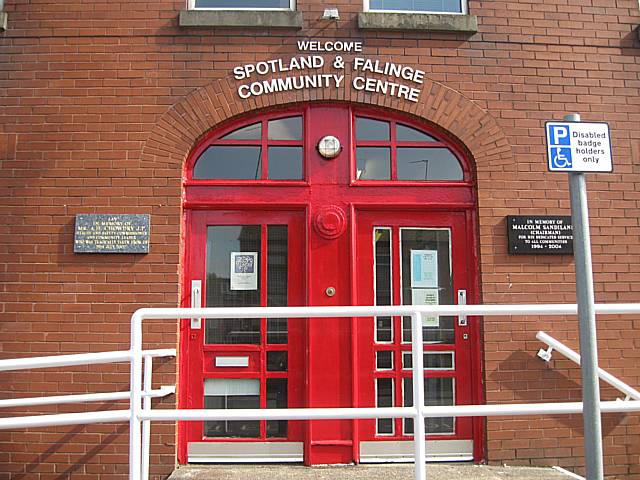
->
[1, 305, 640, 480]
[0, 348, 176, 371]
[536, 331, 640, 401]
[0, 387, 175, 409]
[0, 349, 175, 424]
[0, 410, 131, 429]
[0, 347, 176, 480]
[129, 304, 640, 480]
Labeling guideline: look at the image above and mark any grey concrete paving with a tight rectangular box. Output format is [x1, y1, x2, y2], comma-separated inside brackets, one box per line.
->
[168, 464, 572, 480]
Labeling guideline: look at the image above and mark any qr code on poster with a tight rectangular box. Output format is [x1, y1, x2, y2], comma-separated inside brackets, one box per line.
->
[234, 254, 255, 274]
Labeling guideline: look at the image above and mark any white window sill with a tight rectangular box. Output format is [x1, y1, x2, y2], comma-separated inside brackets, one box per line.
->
[358, 12, 477, 33]
[179, 10, 302, 29]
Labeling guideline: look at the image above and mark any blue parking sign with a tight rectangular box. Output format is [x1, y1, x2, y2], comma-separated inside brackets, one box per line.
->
[547, 124, 573, 169]
[550, 147, 572, 169]
[545, 121, 612, 173]
[548, 125, 571, 146]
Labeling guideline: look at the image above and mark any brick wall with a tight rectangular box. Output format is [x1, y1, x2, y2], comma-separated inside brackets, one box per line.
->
[1, 0, 639, 478]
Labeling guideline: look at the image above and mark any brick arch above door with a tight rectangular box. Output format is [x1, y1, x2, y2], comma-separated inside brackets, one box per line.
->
[140, 74, 512, 174]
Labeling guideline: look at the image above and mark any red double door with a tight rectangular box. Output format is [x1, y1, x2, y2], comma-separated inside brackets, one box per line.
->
[180, 105, 481, 465]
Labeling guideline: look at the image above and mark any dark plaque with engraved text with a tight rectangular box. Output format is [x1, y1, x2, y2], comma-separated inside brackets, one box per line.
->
[507, 215, 573, 255]
[74, 214, 150, 254]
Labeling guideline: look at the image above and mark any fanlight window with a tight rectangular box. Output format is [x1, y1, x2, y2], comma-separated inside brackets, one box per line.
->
[193, 116, 303, 181]
[355, 116, 464, 181]
[191, 111, 465, 183]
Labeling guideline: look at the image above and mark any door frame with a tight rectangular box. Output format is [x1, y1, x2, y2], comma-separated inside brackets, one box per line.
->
[178, 208, 308, 463]
[352, 208, 482, 462]
[179, 103, 484, 464]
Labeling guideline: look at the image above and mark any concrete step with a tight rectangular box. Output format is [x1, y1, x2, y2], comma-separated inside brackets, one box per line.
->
[168, 464, 575, 480]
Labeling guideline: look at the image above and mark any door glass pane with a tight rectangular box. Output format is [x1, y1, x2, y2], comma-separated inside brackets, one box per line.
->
[403, 351, 454, 370]
[267, 351, 288, 371]
[205, 226, 261, 344]
[376, 378, 394, 435]
[204, 378, 260, 438]
[397, 147, 463, 181]
[400, 229, 454, 344]
[194, 146, 262, 180]
[356, 147, 390, 180]
[267, 225, 288, 344]
[266, 378, 288, 438]
[221, 122, 261, 140]
[376, 351, 393, 370]
[356, 117, 390, 141]
[268, 116, 302, 140]
[268, 147, 303, 180]
[403, 377, 455, 435]
[374, 228, 392, 343]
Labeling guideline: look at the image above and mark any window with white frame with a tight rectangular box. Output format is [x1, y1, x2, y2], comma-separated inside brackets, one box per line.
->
[192, 0, 294, 9]
[365, 0, 465, 14]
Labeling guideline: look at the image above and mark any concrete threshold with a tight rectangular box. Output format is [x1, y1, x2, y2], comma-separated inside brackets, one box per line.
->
[168, 464, 573, 480]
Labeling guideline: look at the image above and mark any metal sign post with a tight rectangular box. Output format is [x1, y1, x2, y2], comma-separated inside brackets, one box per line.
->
[564, 113, 604, 480]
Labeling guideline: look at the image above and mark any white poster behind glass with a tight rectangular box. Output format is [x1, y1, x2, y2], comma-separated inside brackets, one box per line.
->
[230, 252, 258, 291]
[412, 288, 440, 327]
[410, 250, 438, 288]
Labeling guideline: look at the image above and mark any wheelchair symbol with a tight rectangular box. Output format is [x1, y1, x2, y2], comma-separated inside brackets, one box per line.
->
[551, 147, 572, 169]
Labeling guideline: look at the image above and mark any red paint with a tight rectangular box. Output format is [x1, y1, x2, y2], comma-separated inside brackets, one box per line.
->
[355, 212, 475, 444]
[180, 104, 481, 465]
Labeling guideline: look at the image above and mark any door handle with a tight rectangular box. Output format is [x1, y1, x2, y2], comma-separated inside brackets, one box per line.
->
[191, 280, 202, 329]
[457, 289, 467, 327]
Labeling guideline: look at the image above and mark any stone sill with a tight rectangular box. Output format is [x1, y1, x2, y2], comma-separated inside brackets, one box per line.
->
[1, 12, 7, 31]
[179, 10, 302, 29]
[358, 12, 478, 33]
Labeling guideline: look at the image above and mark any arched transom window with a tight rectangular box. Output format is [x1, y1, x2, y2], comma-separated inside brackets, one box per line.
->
[189, 108, 468, 183]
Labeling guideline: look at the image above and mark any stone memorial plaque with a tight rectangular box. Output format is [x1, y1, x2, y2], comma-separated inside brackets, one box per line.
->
[74, 214, 150, 254]
[507, 215, 573, 255]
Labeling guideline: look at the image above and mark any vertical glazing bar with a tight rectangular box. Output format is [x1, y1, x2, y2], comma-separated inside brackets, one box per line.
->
[411, 311, 426, 480]
[141, 356, 153, 480]
[129, 312, 143, 480]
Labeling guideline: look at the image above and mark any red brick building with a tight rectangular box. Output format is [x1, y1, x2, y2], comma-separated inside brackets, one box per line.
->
[1, 0, 639, 478]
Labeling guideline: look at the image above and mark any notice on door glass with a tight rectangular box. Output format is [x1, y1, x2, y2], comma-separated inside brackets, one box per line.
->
[410, 250, 438, 288]
[230, 252, 258, 291]
[412, 288, 440, 327]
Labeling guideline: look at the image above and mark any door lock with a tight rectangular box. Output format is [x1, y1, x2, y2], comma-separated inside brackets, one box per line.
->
[325, 286, 336, 297]
[191, 280, 202, 329]
[457, 289, 467, 327]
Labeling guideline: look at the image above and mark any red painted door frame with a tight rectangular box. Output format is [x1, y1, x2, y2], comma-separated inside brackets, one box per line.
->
[179, 103, 483, 465]
[354, 210, 476, 449]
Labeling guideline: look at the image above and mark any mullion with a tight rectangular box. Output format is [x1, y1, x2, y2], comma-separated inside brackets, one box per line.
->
[259, 224, 268, 438]
[261, 120, 269, 180]
[391, 121, 397, 181]
[391, 225, 403, 436]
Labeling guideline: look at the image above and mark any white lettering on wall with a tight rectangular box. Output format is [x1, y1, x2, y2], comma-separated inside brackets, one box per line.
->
[297, 40, 363, 52]
[234, 56, 324, 81]
[231, 40, 424, 103]
[352, 57, 424, 85]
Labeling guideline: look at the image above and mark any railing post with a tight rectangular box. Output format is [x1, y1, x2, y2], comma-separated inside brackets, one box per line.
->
[141, 355, 153, 480]
[129, 311, 143, 480]
[411, 311, 426, 480]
